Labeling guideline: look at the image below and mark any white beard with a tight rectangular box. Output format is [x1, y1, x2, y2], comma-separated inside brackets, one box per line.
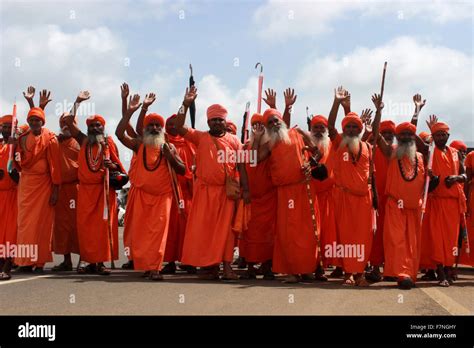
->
[340, 134, 361, 155]
[268, 122, 291, 149]
[143, 130, 165, 148]
[312, 130, 330, 155]
[88, 133, 105, 144]
[396, 141, 417, 164]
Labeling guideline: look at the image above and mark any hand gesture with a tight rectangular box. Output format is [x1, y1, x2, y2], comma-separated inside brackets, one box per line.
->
[183, 86, 198, 107]
[263, 88, 277, 109]
[23, 86, 35, 102]
[426, 114, 438, 131]
[39, 89, 52, 109]
[361, 108, 373, 132]
[76, 90, 90, 103]
[371, 93, 384, 111]
[334, 86, 350, 104]
[143, 93, 156, 109]
[127, 94, 142, 115]
[121, 83, 129, 100]
[284, 88, 297, 107]
[252, 123, 265, 140]
[413, 94, 426, 113]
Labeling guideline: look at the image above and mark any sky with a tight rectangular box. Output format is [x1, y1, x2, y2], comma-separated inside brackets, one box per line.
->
[1, 0, 472, 168]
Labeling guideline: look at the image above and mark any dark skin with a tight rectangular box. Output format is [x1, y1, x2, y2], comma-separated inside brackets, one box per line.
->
[0, 123, 19, 184]
[115, 93, 185, 175]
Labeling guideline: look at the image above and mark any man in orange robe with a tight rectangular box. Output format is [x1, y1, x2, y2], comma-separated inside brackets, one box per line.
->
[63, 113, 125, 275]
[176, 87, 250, 281]
[423, 122, 467, 286]
[252, 108, 320, 283]
[309, 115, 339, 280]
[15, 107, 61, 273]
[240, 113, 276, 280]
[116, 96, 186, 280]
[162, 114, 196, 274]
[381, 122, 426, 289]
[462, 147, 474, 267]
[0, 115, 19, 280]
[327, 87, 375, 286]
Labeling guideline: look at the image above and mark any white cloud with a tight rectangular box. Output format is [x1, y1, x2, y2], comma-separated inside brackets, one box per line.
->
[254, 0, 473, 42]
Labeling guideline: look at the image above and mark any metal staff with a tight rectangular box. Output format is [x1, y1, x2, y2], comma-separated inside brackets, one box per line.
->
[255, 62, 263, 114]
[301, 148, 324, 269]
[189, 64, 196, 129]
[102, 137, 115, 269]
[241, 102, 250, 144]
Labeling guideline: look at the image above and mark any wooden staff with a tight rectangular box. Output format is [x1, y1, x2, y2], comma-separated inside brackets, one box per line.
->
[420, 141, 434, 224]
[164, 134, 184, 214]
[7, 101, 17, 173]
[102, 137, 115, 269]
[255, 62, 263, 114]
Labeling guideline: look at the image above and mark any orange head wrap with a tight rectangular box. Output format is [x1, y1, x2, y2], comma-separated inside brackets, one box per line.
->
[207, 104, 228, 120]
[263, 108, 283, 125]
[27, 107, 45, 123]
[144, 113, 165, 128]
[250, 113, 263, 125]
[86, 115, 106, 127]
[395, 122, 416, 135]
[0, 115, 13, 124]
[380, 120, 396, 133]
[310, 115, 328, 128]
[431, 122, 450, 135]
[341, 112, 362, 130]
[419, 131, 430, 140]
[450, 140, 467, 152]
[226, 121, 237, 135]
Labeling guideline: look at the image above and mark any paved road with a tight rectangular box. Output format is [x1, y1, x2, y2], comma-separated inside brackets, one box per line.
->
[1, 228, 472, 315]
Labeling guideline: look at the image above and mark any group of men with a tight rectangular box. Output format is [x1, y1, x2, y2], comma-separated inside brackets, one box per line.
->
[0, 83, 472, 290]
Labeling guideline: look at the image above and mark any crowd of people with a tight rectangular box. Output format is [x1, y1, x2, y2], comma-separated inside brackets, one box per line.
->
[0, 82, 472, 290]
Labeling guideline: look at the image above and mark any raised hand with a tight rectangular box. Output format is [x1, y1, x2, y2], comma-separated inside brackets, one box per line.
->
[121, 83, 129, 100]
[284, 88, 297, 107]
[361, 108, 373, 124]
[371, 93, 384, 111]
[183, 86, 198, 107]
[76, 90, 90, 103]
[23, 86, 35, 102]
[334, 86, 350, 104]
[426, 114, 438, 131]
[39, 89, 52, 109]
[143, 93, 156, 109]
[263, 88, 277, 109]
[413, 94, 426, 113]
[252, 123, 265, 141]
[127, 94, 142, 116]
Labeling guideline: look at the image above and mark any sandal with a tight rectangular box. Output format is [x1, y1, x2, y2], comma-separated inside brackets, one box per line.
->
[142, 271, 151, 278]
[239, 271, 257, 280]
[221, 272, 239, 282]
[121, 260, 134, 270]
[52, 262, 73, 272]
[365, 270, 382, 283]
[263, 272, 276, 280]
[85, 263, 97, 274]
[282, 275, 300, 284]
[329, 267, 344, 278]
[342, 275, 355, 286]
[438, 279, 450, 287]
[355, 275, 370, 287]
[0, 272, 12, 281]
[148, 270, 163, 281]
[97, 265, 111, 276]
[161, 262, 176, 275]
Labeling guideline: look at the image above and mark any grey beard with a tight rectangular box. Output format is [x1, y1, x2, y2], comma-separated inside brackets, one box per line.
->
[396, 141, 417, 163]
[87, 133, 105, 144]
[143, 130, 165, 148]
[340, 134, 361, 155]
[312, 131, 330, 155]
[268, 122, 291, 149]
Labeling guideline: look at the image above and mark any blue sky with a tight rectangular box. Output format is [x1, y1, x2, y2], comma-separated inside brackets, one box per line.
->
[1, 0, 472, 165]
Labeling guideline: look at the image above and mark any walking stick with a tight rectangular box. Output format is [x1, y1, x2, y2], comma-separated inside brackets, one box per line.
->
[7, 101, 18, 173]
[301, 148, 324, 269]
[102, 137, 115, 269]
[255, 62, 263, 114]
[420, 141, 435, 224]
[189, 64, 196, 129]
[306, 106, 311, 131]
[164, 135, 185, 214]
[241, 102, 250, 144]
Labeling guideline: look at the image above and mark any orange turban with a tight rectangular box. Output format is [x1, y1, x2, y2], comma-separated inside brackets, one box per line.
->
[341, 112, 362, 130]
[263, 108, 282, 125]
[419, 131, 430, 140]
[431, 122, 449, 135]
[250, 113, 263, 125]
[450, 140, 467, 152]
[310, 115, 328, 127]
[19, 124, 29, 134]
[0, 115, 13, 124]
[395, 122, 416, 135]
[226, 121, 237, 135]
[207, 104, 228, 120]
[27, 107, 45, 123]
[380, 120, 396, 133]
[144, 113, 165, 128]
[86, 115, 106, 127]
[166, 114, 177, 125]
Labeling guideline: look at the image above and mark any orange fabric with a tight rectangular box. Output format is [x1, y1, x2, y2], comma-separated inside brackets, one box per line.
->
[380, 120, 396, 133]
[459, 151, 473, 266]
[0, 142, 17, 248]
[449, 140, 467, 152]
[426, 146, 466, 266]
[76, 136, 122, 263]
[232, 200, 251, 236]
[263, 108, 282, 125]
[164, 135, 195, 262]
[1, 115, 13, 124]
[207, 104, 228, 120]
[15, 129, 61, 266]
[27, 107, 45, 123]
[86, 115, 106, 127]
[144, 113, 164, 128]
[269, 129, 319, 274]
[243, 159, 276, 263]
[431, 122, 449, 134]
[53, 138, 80, 255]
[395, 122, 416, 135]
[311, 115, 328, 127]
[383, 153, 425, 281]
[123, 153, 137, 260]
[181, 129, 241, 266]
[127, 144, 173, 271]
[341, 112, 362, 130]
[332, 134, 373, 273]
[250, 113, 263, 125]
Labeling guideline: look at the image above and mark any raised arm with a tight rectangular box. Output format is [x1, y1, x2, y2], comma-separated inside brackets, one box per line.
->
[328, 86, 349, 140]
[116, 94, 142, 153]
[282, 88, 297, 128]
[410, 93, 426, 127]
[61, 112, 87, 144]
[136, 93, 156, 137]
[39, 89, 52, 110]
[22, 86, 35, 109]
[360, 108, 374, 142]
[370, 93, 383, 146]
[69, 90, 90, 117]
[175, 86, 198, 136]
[262, 88, 277, 109]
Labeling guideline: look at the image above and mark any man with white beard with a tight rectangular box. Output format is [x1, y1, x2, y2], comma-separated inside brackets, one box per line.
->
[115, 94, 185, 280]
[379, 122, 426, 289]
[253, 107, 324, 283]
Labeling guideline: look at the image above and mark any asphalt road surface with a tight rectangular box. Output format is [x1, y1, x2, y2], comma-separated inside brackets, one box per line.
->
[1, 228, 472, 315]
